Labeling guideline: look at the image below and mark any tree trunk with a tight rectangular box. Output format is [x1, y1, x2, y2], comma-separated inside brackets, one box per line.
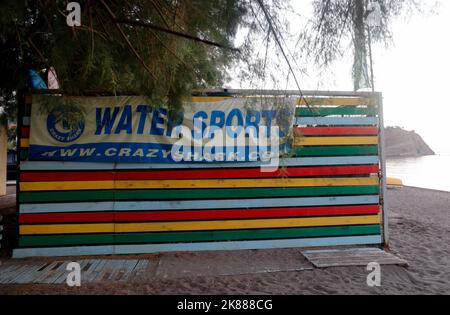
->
[352, 0, 370, 91]
[0, 124, 7, 196]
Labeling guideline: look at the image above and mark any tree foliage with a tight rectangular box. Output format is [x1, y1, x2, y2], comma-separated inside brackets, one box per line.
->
[297, 0, 433, 90]
[0, 0, 256, 112]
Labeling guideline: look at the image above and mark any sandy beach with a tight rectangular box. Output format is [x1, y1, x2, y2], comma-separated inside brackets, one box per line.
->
[0, 186, 449, 295]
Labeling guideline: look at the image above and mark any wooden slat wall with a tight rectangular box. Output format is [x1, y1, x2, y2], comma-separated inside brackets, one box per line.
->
[14, 94, 384, 257]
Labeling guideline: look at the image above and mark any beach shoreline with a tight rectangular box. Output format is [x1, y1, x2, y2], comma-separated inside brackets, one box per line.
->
[0, 186, 449, 295]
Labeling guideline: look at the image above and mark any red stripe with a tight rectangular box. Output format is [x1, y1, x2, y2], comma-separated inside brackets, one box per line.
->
[296, 127, 378, 136]
[20, 171, 115, 181]
[21, 127, 30, 138]
[19, 205, 380, 224]
[19, 212, 114, 224]
[20, 165, 379, 182]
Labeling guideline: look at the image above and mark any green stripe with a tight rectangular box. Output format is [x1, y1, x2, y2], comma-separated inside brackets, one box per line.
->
[20, 150, 28, 161]
[19, 234, 114, 247]
[19, 190, 115, 203]
[294, 146, 379, 157]
[297, 107, 377, 117]
[19, 225, 381, 247]
[19, 186, 379, 203]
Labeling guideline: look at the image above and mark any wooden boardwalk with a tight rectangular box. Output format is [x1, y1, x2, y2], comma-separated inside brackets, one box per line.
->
[0, 247, 409, 284]
[301, 248, 408, 268]
[0, 248, 314, 284]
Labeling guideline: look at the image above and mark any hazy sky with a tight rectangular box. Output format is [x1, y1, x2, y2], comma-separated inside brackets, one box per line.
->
[230, 1, 450, 155]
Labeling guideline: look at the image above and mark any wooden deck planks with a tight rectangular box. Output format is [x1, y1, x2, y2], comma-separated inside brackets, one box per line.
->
[301, 248, 408, 268]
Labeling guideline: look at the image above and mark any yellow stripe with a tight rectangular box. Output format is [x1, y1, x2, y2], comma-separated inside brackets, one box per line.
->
[297, 97, 376, 106]
[294, 136, 379, 146]
[20, 181, 115, 191]
[190, 97, 232, 103]
[20, 138, 29, 148]
[20, 177, 379, 191]
[20, 216, 380, 235]
[20, 223, 114, 235]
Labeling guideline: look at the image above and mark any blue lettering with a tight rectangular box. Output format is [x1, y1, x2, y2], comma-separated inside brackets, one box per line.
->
[192, 111, 207, 140]
[226, 108, 244, 138]
[95, 107, 120, 135]
[115, 105, 133, 134]
[150, 108, 167, 136]
[136, 105, 150, 134]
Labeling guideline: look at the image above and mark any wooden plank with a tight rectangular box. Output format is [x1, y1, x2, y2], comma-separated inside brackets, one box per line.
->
[296, 117, 378, 126]
[13, 236, 383, 258]
[20, 138, 29, 148]
[18, 225, 381, 247]
[128, 260, 151, 281]
[20, 195, 379, 214]
[41, 261, 70, 284]
[19, 233, 114, 247]
[295, 136, 378, 146]
[19, 212, 115, 224]
[113, 235, 383, 255]
[105, 260, 127, 281]
[295, 146, 378, 157]
[301, 248, 408, 268]
[21, 127, 30, 138]
[19, 185, 380, 204]
[32, 261, 61, 283]
[20, 201, 114, 213]
[13, 245, 115, 258]
[191, 96, 232, 102]
[13, 262, 52, 284]
[297, 97, 375, 106]
[20, 156, 380, 170]
[297, 106, 377, 116]
[117, 259, 139, 282]
[19, 204, 380, 225]
[20, 223, 114, 235]
[94, 260, 121, 282]
[19, 190, 115, 203]
[19, 215, 380, 235]
[20, 177, 379, 191]
[114, 225, 381, 245]
[296, 126, 378, 136]
[19, 165, 378, 182]
[83, 259, 108, 283]
[1, 265, 34, 284]
[21, 171, 115, 182]
[113, 215, 380, 233]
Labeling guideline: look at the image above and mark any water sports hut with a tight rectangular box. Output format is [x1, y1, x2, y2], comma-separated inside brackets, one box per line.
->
[14, 89, 388, 257]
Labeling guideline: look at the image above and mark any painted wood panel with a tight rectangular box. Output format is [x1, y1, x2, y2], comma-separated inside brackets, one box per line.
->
[14, 92, 384, 257]
[19, 186, 379, 203]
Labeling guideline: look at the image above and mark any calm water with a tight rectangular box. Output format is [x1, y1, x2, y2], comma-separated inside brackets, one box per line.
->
[386, 155, 450, 192]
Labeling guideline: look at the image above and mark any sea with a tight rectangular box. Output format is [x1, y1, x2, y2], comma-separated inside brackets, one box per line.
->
[386, 155, 450, 192]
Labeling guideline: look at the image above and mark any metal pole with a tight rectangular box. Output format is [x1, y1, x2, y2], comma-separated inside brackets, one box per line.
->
[377, 93, 389, 247]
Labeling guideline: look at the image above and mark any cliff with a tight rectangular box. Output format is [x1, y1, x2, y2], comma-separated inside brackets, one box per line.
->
[384, 127, 435, 157]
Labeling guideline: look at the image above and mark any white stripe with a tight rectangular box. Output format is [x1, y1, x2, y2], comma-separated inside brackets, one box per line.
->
[20, 196, 379, 213]
[20, 156, 379, 171]
[13, 236, 382, 258]
[296, 117, 378, 126]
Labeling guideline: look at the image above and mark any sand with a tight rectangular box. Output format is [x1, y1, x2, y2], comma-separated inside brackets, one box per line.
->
[0, 186, 449, 295]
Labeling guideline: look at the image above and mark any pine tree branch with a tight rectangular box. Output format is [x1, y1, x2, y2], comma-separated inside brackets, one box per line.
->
[99, 0, 157, 81]
[113, 18, 240, 52]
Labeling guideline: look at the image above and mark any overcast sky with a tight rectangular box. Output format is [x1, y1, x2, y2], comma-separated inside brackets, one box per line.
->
[230, 1, 450, 155]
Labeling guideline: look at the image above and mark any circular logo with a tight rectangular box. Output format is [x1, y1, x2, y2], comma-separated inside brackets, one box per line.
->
[47, 107, 85, 142]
